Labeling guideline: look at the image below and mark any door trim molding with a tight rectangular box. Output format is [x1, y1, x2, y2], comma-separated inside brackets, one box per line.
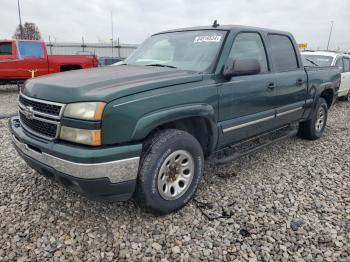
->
[276, 107, 303, 117]
[223, 115, 275, 133]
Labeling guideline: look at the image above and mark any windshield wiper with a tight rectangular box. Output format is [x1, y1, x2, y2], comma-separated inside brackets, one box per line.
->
[305, 58, 319, 66]
[146, 63, 177, 69]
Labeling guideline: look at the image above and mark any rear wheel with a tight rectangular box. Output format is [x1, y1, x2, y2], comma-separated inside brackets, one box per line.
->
[135, 129, 204, 214]
[298, 98, 328, 140]
[346, 90, 350, 101]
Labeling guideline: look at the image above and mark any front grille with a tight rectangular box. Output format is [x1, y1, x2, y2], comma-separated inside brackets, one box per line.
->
[19, 112, 58, 138]
[18, 94, 65, 140]
[19, 95, 62, 116]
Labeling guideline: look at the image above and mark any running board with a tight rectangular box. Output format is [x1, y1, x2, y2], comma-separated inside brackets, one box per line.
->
[209, 126, 298, 165]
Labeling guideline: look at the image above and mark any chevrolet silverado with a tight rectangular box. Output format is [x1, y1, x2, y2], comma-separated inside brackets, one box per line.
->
[10, 25, 341, 214]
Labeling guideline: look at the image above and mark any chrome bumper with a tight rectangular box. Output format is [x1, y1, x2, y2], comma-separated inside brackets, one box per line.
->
[12, 135, 140, 183]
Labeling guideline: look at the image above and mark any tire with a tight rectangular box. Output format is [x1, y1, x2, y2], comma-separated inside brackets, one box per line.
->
[298, 98, 328, 140]
[135, 129, 204, 215]
[346, 90, 350, 101]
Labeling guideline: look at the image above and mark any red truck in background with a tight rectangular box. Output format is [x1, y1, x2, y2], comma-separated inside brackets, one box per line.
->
[0, 40, 98, 85]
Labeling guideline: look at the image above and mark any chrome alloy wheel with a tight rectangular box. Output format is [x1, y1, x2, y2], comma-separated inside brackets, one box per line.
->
[157, 150, 195, 200]
[315, 106, 326, 132]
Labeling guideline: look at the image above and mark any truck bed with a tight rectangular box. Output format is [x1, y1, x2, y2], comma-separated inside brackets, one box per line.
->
[305, 66, 341, 94]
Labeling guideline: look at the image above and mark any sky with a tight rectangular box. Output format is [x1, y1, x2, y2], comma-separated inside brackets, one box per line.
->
[0, 0, 349, 51]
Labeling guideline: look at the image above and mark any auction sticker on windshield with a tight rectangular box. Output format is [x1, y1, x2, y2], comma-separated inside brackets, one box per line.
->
[194, 35, 222, 43]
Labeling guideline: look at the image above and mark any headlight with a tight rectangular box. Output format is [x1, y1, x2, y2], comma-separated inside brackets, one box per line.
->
[60, 126, 101, 146]
[63, 102, 106, 121]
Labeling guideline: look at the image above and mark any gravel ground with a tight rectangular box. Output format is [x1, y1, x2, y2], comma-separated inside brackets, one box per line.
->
[0, 86, 349, 261]
[0, 85, 19, 118]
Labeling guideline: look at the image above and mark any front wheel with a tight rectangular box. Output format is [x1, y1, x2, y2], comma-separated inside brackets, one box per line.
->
[135, 129, 204, 214]
[298, 97, 328, 140]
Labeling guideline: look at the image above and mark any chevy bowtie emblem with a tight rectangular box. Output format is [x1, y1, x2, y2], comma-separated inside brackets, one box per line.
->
[22, 106, 35, 120]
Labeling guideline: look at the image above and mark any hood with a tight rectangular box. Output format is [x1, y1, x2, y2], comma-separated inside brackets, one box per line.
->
[22, 65, 203, 103]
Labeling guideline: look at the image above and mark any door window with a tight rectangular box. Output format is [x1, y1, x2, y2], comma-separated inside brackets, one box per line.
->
[343, 57, 350, 72]
[228, 32, 269, 73]
[268, 34, 298, 72]
[17, 41, 44, 58]
[335, 57, 344, 71]
[0, 42, 12, 55]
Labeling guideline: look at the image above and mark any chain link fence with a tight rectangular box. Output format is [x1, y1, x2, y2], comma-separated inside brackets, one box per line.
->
[46, 42, 138, 58]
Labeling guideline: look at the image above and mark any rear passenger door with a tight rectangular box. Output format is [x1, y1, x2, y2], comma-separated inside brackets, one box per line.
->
[268, 34, 307, 126]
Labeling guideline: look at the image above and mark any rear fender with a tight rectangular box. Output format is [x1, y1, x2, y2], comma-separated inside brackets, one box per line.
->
[304, 82, 335, 120]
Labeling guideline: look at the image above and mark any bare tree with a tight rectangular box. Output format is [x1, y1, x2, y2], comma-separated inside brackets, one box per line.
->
[13, 22, 42, 40]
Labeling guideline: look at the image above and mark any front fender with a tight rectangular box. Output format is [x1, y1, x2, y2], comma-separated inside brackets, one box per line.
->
[132, 103, 217, 141]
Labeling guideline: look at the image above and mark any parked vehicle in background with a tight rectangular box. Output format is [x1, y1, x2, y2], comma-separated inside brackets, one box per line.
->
[302, 51, 350, 100]
[0, 40, 99, 85]
[98, 57, 124, 66]
[10, 25, 341, 214]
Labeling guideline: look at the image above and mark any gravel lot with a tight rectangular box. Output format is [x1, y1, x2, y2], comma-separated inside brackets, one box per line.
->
[0, 85, 349, 261]
[0, 85, 19, 118]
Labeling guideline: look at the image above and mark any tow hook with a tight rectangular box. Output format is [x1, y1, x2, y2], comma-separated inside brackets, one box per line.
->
[13, 119, 20, 128]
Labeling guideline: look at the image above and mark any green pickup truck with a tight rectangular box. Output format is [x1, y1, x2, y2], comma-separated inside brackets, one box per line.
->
[10, 25, 341, 214]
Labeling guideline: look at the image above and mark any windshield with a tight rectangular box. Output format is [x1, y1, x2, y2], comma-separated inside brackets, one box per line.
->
[301, 54, 333, 67]
[125, 30, 227, 72]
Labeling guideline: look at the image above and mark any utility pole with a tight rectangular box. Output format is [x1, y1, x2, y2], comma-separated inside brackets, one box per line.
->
[111, 11, 114, 57]
[117, 37, 120, 58]
[17, 0, 23, 39]
[326, 21, 334, 51]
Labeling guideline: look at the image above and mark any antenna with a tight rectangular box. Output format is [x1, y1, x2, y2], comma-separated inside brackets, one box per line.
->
[212, 20, 219, 28]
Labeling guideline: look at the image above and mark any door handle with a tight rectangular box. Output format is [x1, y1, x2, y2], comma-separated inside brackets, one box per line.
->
[296, 79, 304, 86]
[266, 82, 275, 91]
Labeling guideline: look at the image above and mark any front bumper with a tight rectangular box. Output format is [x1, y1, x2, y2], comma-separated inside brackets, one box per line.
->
[9, 116, 142, 201]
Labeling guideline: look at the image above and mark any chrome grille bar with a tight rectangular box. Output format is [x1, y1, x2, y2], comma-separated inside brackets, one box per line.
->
[18, 93, 66, 140]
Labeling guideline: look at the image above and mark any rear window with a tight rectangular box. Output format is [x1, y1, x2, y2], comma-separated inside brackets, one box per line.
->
[18, 41, 44, 58]
[335, 57, 344, 69]
[343, 58, 350, 72]
[0, 42, 12, 55]
[301, 55, 333, 67]
[268, 34, 298, 72]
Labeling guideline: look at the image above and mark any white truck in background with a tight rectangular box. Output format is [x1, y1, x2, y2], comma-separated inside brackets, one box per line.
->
[301, 51, 350, 101]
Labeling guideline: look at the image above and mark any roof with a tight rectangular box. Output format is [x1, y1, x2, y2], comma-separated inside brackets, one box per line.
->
[154, 24, 291, 36]
[301, 50, 350, 58]
[0, 39, 43, 43]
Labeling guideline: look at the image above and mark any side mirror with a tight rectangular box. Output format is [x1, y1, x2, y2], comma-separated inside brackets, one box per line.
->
[223, 58, 261, 78]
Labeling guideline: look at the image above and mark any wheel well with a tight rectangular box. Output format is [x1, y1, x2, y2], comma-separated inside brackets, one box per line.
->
[60, 64, 82, 72]
[320, 89, 334, 108]
[149, 117, 213, 156]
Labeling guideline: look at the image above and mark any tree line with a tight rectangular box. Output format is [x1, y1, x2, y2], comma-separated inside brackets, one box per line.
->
[13, 22, 41, 40]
